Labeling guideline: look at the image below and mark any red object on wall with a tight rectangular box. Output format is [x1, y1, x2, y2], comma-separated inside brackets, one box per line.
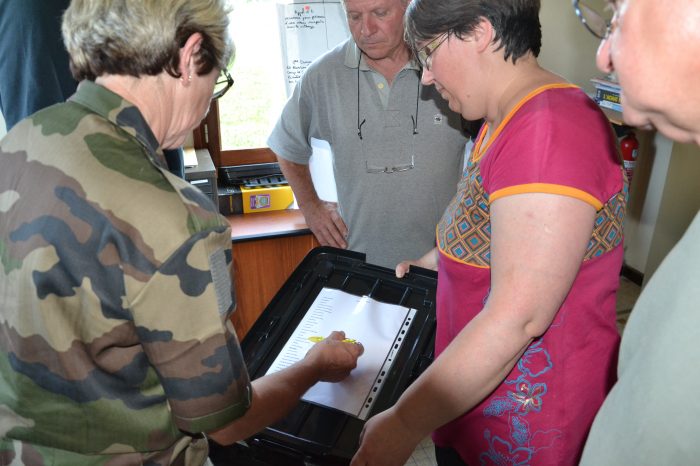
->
[620, 131, 639, 185]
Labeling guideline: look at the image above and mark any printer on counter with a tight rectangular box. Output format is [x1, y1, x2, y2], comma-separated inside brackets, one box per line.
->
[218, 163, 294, 215]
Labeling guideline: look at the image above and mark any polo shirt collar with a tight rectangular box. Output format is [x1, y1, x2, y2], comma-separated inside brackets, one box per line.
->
[343, 39, 420, 73]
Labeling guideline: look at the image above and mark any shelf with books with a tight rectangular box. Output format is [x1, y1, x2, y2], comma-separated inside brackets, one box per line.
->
[596, 87, 621, 106]
[591, 76, 621, 93]
[591, 76, 624, 120]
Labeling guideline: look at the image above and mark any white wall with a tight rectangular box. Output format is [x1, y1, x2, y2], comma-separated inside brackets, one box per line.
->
[0, 111, 6, 139]
[623, 132, 673, 275]
[539, 0, 607, 94]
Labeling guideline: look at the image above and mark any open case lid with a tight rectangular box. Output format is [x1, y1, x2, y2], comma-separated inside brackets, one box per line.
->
[219, 247, 437, 465]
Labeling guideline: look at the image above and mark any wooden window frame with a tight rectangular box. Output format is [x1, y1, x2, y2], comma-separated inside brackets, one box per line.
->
[193, 99, 276, 169]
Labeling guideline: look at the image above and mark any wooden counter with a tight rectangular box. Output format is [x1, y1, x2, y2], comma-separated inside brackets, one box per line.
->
[227, 209, 319, 339]
[228, 208, 312, 242]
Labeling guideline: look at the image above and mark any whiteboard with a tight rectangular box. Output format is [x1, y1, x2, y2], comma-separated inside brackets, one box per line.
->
[277, 1, 350, 96]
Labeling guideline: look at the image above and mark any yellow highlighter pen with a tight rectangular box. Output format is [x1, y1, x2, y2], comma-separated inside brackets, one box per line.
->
[307, 336, 357, 343]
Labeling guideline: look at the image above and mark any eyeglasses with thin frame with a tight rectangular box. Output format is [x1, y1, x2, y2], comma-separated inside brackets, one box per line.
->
[212, 69, 234, 100]
[415, 33, 449, 70]
[572, 0, 617, 39]
[365, 154, 415, 174]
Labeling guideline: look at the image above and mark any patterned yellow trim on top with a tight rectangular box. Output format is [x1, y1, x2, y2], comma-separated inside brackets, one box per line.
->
[490, 183, 604, 211]
[473, 83, 580, 163]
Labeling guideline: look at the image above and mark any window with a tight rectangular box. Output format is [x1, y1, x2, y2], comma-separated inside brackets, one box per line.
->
[195, 1, 349, 169]
[219, 0, 287, 150]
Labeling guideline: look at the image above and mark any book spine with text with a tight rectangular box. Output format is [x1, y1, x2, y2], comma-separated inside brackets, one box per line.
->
[598, 99, 623, 112]
[595, 88, 621, 105]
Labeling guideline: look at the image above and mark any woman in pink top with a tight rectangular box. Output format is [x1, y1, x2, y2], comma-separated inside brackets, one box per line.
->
[351, 1, 626, 465]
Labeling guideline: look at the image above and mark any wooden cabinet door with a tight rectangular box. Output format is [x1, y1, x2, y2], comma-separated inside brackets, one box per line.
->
[230, 233, 319, 339]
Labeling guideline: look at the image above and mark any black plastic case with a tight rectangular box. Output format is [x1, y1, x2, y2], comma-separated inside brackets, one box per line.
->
[209, 247, 437, 466]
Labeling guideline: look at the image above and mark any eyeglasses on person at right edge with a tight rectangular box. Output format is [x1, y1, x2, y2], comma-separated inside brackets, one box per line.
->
[572, 0, 618, 39]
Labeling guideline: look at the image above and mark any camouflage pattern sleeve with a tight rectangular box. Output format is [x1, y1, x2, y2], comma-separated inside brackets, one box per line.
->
[130, 224, 252, 434]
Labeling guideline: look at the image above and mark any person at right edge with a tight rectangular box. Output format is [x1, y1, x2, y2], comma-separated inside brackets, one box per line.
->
[267, 0, 468, 269]
[351, 0, 626, 465]
[577, 0, 700, 463]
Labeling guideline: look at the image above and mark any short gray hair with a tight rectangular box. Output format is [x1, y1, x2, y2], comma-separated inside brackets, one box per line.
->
[340, 0, 410, 11]
[63, 0, 233, 81]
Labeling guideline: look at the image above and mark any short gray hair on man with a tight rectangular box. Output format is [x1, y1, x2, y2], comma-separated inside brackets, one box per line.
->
[62, 0, 234, 81]
[339, 0, 410, 11]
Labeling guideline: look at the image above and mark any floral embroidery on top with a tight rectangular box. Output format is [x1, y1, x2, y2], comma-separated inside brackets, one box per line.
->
[481, 339, 562, 465]
[480, 428, 533, 466]
[515, 340, 553, 378]
[508, 380, 547, 415]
